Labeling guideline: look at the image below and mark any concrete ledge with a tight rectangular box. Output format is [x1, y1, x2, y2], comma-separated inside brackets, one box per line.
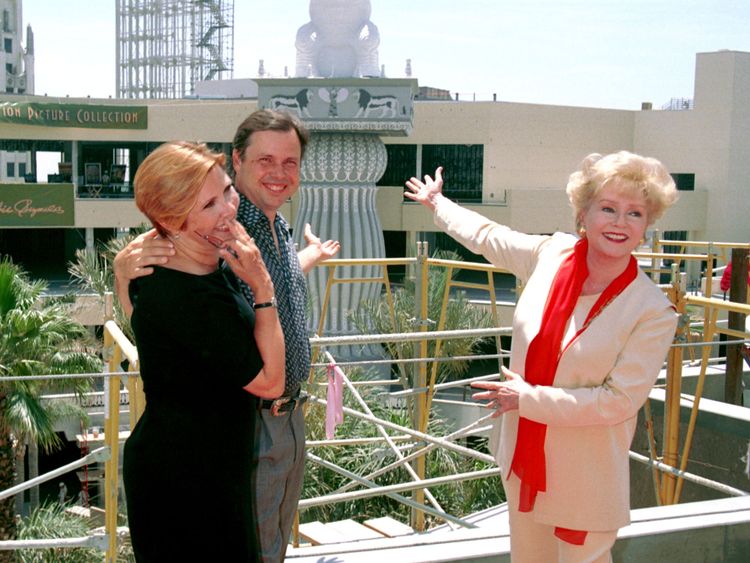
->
[648, 387, 750, 438]
[615, 496, 750, 562]
[288, 497, 750, 562]
[287, 525, 511, 563]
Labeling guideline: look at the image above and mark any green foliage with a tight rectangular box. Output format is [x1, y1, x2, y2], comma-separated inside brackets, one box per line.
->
[425, 436, 505, 526]
[0, 257, 102, 545]
[303, 374, 409, 523]
[17, 502, 102, 562]
[302, 371, 504, 529]
[349, 250, 494, 391]
[68, 228, 148, 341]
[0, 257, 101, 452]
[307, 252, 503, 528]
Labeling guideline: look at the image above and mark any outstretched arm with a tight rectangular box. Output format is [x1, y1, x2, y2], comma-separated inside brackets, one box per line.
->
[405, 166, 447, 212]
[297, 223, 341, 274]
[113, 229, 174, 319]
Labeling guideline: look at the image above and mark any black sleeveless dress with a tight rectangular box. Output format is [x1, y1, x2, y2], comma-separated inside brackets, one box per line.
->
[124, 264, 263, 562]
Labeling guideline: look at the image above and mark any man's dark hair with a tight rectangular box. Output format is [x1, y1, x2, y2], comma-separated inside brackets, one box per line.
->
[232, 109, 310, 160]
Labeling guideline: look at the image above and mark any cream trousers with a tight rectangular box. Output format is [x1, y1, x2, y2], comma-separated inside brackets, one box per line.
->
[503, 473, 617, 563]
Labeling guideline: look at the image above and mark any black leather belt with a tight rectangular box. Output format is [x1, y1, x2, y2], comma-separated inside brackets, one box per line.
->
[259, 393, 308, 416]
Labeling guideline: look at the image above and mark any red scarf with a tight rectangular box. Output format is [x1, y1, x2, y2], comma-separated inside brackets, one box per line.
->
[509, 238, 637, 544]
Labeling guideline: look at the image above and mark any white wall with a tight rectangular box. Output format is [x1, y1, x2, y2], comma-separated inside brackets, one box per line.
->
[0, 50, 747, 245]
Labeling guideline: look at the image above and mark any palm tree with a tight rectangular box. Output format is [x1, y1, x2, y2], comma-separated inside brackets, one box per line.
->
[349, 249, 495, 394]
[0, 257, 101, 550]
[303, 252, 502, 527]
[68, 231, 142, 340]
[17, 502, 103, 563]
[302, 374, 504, 527]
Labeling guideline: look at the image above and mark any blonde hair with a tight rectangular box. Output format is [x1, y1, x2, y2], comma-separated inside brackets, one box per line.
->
[134, 141, 226, 236]
[566, 151, 678, 229]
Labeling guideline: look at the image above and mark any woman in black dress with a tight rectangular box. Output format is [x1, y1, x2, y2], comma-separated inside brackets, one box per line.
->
[121, 141, 285, 562]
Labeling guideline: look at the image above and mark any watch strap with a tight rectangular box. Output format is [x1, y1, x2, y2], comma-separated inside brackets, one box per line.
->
[253, 299, 276, 310]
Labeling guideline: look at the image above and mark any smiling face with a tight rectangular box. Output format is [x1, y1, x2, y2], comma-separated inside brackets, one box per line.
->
[181, 165, 239, 252]
[580, 181, 649, 267]
[232, 129, 302, 222]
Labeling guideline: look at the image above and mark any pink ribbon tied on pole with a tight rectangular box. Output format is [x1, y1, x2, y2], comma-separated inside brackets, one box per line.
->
[326, 363, 344, 439]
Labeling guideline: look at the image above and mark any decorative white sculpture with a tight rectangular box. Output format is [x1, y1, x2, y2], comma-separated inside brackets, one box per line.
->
[295, 0, 380, 78]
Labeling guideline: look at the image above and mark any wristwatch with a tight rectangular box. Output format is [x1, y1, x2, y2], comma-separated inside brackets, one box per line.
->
[253, 296, 277, 310]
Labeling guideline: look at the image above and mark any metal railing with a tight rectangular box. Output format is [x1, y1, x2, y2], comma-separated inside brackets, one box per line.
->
[2, 244, 749, 559]
[101, 319, 141, 562]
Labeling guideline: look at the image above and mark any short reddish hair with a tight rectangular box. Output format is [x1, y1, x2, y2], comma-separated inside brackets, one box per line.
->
[134, 141, 225, 236]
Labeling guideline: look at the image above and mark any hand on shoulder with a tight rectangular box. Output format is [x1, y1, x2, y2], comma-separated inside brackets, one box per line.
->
[114, 228, 175, 281]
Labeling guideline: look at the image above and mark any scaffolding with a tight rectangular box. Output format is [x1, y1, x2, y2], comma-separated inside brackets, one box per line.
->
[115, 0, 234, 99]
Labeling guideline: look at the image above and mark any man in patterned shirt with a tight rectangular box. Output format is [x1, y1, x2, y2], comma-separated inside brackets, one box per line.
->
[114, 110, 340, 562]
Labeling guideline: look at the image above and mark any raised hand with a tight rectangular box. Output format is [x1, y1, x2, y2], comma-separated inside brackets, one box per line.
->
[306, 223, 340, 258]
[405, 166, 445, 211]
[298, 223, 341, 273]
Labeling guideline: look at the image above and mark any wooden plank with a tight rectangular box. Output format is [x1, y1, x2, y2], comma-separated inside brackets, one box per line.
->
[65, 505, 106, 527]
[65, 506, 90, 519]
[363, 516, 415, 537]
[298, 521, 346, 545]
[327, 519, 384, 541]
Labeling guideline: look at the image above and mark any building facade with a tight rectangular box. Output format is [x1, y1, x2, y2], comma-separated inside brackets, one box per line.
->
[0, 50, 748, 284]
[0, 0, 32, 183]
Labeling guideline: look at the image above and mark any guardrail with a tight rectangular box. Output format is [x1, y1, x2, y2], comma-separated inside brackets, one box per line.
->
[1, 247, 748, 559]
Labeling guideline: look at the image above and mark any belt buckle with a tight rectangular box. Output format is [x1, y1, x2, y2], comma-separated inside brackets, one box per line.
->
[270, 397, 292, 416]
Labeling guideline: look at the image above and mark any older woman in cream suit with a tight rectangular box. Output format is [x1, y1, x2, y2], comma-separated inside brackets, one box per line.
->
[406, 152, 678, 563]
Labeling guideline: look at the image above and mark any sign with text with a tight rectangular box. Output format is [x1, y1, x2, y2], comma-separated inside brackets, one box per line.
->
[0, 184, 74, 227]
[0, 101, 148, 130]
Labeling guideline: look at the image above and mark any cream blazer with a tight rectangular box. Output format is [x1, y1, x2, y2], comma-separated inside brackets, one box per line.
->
[434, 197, 678, 531]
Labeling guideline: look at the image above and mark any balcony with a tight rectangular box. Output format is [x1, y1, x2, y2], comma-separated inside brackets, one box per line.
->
[3, 245, 750, 561]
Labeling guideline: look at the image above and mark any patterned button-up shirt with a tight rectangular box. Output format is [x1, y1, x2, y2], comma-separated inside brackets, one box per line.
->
[236, 195, 311, 395]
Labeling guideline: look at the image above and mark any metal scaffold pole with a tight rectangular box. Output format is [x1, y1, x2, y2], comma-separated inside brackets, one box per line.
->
[412, 240, 429, 531]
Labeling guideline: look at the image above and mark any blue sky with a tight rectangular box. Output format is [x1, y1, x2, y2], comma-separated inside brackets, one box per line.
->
[21, 1, 750, 110]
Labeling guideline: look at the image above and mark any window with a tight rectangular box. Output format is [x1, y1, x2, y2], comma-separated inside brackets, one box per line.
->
[5, 63, 13, 75]
[6, 162, 15, 177]
[378, 144, 416, 187]
[18, 162, 26, 177]
[422, 144, 483, 201]
[380, 143, 484, 202]
[671, 173, 695, 191]
[3, 38, 11, 54]
[2, 11, 9, 33]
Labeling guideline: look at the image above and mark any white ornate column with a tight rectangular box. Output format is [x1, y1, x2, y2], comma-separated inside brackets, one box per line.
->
[257, 76, 416, 359]
[294, 132, 387, 343]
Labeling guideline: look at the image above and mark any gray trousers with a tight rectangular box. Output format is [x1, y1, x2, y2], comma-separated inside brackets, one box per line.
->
[254, 405, 306, 563]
